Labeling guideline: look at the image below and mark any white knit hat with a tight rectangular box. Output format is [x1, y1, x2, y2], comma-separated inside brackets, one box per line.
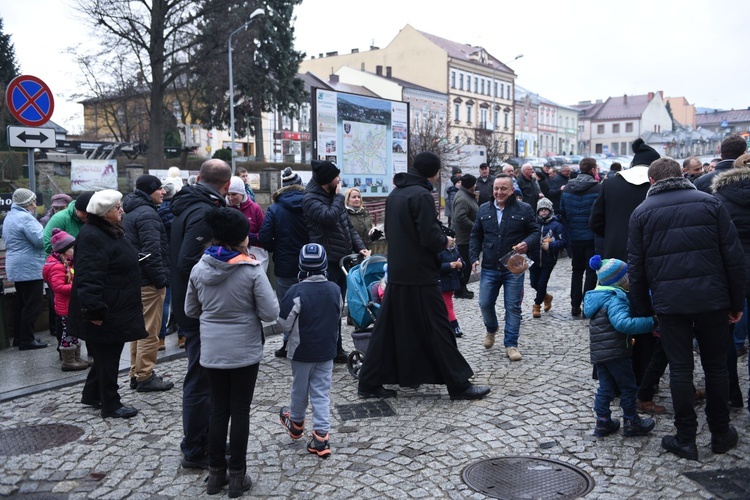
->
[12, 188, 36, 207]
[227, 176, 247, 203]
[87, 189, 123, 216]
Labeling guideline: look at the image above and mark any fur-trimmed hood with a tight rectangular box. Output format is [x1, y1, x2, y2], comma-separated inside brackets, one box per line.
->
[711, 167, 750, 208]
[272, 183, 304, 203]
[647, 176, 695, 198]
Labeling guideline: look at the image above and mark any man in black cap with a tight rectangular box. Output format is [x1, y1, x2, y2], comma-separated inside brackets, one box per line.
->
[452, 174, 478, 299]
[358, 152, 490, 401]
[122, 175, 173, 393]
[303, 160, 368, 362]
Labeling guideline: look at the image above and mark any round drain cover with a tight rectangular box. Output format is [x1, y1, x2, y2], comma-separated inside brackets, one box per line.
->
[0, 424, 84, 456]
[462, 456, 595, 499]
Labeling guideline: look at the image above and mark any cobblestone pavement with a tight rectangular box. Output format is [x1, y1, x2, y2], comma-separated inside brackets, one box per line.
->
[1, 257, 748, 499]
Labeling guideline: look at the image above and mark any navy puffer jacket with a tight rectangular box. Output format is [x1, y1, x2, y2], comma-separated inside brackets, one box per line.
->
[712, 167, 750, 292]
[259, 185, 307, 279]
[628, 177, 746, 316]
[559, 174, 599, 241]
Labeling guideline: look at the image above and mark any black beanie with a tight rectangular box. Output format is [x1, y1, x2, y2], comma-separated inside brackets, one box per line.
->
[136, 174, 163, 195]
[413, 152, 441, 178]
[311, 160, 340, 185]
[206, 208, 250, 246]
[460, 174, 477, 189]
[631, 139, 660, 166]
[74, 192, 94, 212]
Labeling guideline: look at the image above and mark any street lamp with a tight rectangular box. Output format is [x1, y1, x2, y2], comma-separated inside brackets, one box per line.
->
[228, 7, 265, 173]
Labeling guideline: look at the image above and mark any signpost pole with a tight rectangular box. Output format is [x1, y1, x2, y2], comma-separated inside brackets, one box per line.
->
[27, 149, 35, 194]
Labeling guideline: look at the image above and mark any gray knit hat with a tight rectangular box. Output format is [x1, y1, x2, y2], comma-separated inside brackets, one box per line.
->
[12, 188, 36, 207]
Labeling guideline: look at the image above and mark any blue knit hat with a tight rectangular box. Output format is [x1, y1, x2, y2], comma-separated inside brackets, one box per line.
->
[299, 243, 327, 274]
[589, 255, 628, 287]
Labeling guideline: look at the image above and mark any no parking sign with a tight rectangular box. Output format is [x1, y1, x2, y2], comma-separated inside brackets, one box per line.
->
[5, 75, 55, 127]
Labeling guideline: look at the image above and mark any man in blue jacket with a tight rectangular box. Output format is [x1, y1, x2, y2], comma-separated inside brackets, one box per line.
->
[559, 157, 600, 316]
[470, 174, 539, 361]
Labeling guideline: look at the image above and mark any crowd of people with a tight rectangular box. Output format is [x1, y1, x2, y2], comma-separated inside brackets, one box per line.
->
[2, 134, 749, 494]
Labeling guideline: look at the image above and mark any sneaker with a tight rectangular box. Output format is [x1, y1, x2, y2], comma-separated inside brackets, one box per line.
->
[506, 347, 522, 361]
[178, 336, 186, 349]
[483, 332, 496, 349]
[136, 373, 174, 392]
[543, 293, 553, 312]
[454, 326, 463, 338]
[158, 338, 165, 351]
[307, 431, 331, 458]
[279, 407, 304, 440]
[623, 415, 655, 437]
[593, 417, 620, 437]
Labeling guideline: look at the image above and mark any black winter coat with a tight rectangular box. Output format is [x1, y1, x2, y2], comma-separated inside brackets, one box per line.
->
[712, 167, 750, 293]
[122, 190, 170, 288]
[68, 215, 148, 344]
[303, 178, 364, 268]
[476, 175, 495, 206]
[438, 247, 464, 293]
[258, 185, 308, 279]
[170, 183, 226, 329]
[589, 170, 650, 261]
[628, 177, 746, 316]
[694, 159, 734, 193]
[385, 172, 447, 286]
[469, 196, 540, 271]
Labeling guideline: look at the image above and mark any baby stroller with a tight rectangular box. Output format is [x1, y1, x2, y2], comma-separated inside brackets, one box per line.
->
[340, 254, 387, 378]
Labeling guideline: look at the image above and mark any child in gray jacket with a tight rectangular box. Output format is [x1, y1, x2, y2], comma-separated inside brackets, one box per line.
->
[277, 243, 342, 458]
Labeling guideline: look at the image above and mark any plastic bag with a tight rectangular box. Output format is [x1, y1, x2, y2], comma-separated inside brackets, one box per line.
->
[500, 249, 534, 274]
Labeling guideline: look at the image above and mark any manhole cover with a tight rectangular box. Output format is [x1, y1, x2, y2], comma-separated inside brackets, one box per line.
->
[462, 456, 594, 499]
[336, 400, 396, 421]
[684, 468, 750, 499]
[0, 424, 84, 456]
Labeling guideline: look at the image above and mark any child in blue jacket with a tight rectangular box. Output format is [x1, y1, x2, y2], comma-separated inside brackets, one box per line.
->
[529, 198, 566, 318]
[583, 255, 656, 438]
[277, 244, 342, 459]
[439, 245, 465, 337]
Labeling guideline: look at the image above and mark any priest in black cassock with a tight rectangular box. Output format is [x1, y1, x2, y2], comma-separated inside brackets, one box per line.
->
[357, 152, 490, 401]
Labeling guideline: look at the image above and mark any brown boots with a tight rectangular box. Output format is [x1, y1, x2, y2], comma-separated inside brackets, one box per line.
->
[532, 304, 541, 318]
[61, 349, 88, 371]
[543, 293, 553, 312]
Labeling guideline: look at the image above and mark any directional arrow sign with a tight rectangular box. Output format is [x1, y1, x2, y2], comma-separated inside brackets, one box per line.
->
[7, 126, 57, 149]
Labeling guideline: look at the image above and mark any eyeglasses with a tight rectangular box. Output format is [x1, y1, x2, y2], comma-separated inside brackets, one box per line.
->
[109, 204, 123, 212]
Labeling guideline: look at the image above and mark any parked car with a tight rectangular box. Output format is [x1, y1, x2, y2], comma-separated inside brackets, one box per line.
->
[565, 155, 583, 164]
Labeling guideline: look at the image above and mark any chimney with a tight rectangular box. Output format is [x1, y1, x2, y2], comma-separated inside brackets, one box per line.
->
[595, 99, 602, 104]
[386, 66, 392, 78]
[623, 94, 627, 105]
[376, 65, 383, 76]
[325, 51, 338, 57]
[351, 48, 359, 53]
[329, 74, 339, 83]
[648, 92, 654, 101]
[319, 53, 323, 58]
[370, 45, 379, 50]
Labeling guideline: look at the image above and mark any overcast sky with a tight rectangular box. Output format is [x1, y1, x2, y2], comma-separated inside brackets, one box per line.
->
[4, 0, 746, 132]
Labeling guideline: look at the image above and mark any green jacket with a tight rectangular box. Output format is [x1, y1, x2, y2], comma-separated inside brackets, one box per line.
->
[43, 201, 85, 255]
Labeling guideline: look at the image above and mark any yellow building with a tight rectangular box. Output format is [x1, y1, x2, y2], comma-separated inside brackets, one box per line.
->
[299, 24, 517, 160]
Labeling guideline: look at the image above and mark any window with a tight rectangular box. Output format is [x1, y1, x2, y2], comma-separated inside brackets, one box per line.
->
[466, 105, 473, 123]
[480, 109, 488, 128]
[500, 84, 504, 99]
[493, 110, 498, 130]
[474, 77, 478, 93]
[459, 74, 464, 91]
[595, 143, 603, 154]
[282, 114, 292, 129]
[597, 124, 605, 134]
[454, 103, 460, 122]
[300, 106, 309, 131]
[450, 71, 456, 89]
[481, 79, 485, 95]
[565, 117, 569, 129]
[612, 123, 620, 133]
[621, 142, 626, 154]
[612, 142, 619, 155]
[494, 82, 498, 98]
[505, 111, 509, 129]
[626, 122, 633, 133]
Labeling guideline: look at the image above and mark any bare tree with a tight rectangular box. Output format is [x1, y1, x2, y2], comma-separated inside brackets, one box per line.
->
[409, 111, 465, 174]
[75, 0, 221, 166]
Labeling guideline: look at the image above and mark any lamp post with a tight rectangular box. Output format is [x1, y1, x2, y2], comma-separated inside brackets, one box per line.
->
[228, 7, 265, 173]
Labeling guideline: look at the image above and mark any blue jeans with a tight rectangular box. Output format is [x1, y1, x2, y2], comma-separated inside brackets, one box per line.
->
[181, 327, 210, 461]
[290, 359, 333, 434]
[594, 358, 638, 419]
[275, 276, 299, 342]
[478, 268, 524, 347]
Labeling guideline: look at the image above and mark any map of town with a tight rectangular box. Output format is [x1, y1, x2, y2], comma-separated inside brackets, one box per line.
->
[342, 121, 387, 174]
